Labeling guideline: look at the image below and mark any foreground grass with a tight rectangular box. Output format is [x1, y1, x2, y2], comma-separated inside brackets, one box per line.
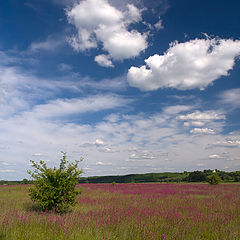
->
[0, 183, 240, 240]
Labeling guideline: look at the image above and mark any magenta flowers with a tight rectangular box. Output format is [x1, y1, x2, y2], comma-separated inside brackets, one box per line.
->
[0, 183, 240, 239]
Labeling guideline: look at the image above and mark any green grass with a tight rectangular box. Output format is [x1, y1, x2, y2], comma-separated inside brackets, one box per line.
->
[0, 183, 240, 239]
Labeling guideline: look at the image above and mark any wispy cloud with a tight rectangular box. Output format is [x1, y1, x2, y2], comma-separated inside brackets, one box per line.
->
[0, 99, 239, 179]
[26, 94, 132, 119]
[219, 88, 240, 109]
[0, 49, 128, 120]
[0, 170, 16, 173]
[30, 37, 63, 52]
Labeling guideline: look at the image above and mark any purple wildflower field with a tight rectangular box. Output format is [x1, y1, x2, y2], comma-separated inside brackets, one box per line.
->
[0, 183, 240, 239]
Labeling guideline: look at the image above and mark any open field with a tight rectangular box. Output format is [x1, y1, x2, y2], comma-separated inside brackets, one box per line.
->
[0, 183, 240, 240]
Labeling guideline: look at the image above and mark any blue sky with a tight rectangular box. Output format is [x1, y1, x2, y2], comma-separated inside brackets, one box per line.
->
[0, 0, 240, 180]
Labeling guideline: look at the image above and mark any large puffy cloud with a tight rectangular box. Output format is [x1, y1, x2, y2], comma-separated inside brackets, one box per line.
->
[127, 37, 240, 90]
[66, 0, 147, 64]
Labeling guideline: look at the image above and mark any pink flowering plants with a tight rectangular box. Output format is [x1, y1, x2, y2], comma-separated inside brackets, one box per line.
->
[0, 183, 240, 239]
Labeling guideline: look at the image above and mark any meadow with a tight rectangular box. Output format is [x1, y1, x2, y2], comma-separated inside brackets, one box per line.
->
[0, 183, 239, 240]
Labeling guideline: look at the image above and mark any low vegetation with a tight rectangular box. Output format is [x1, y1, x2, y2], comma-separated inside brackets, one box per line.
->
[28, 152, 82, 213]
[0, 183, 240, 239]
[206, 172, 221, 185]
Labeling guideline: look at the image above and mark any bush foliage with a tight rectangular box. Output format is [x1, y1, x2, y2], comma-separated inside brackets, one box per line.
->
[207, 173, 221, 185]
[28, 152, 82, 213]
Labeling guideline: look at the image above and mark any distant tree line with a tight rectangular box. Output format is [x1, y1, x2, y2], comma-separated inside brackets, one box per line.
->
[78, 170, 240, 184]
[0, 179, 33, 185]
[184, 170, 240, 183]
[1, 169, 240, 185]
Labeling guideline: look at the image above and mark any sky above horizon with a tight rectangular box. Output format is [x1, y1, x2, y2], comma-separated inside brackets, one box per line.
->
[0, 0, 240, 180]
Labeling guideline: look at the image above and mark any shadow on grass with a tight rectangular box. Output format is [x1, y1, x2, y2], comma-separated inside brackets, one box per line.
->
[23, 202, 44, 213]
[23, 202, 73, 215]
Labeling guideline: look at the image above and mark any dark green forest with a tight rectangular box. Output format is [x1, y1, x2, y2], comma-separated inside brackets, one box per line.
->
[1, 170, 240, 185]
[78, 169, 240, 183]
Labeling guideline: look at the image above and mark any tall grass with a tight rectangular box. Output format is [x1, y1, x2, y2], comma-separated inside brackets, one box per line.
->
[0, 183, 240, 239]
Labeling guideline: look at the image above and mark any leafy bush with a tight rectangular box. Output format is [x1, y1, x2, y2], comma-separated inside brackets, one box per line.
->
[28, 152, 82, 213]
[207, 173, 221, 185]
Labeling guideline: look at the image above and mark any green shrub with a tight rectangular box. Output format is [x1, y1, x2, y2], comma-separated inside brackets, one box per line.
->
[206, 173, 221, 185]
[28, 152, 82, 213]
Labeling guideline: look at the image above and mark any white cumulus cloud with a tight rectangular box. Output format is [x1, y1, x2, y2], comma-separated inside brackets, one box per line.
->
[127, 37, 240, 91]
[178, 110, 226, 134]
[177, 110, 226, 121]
[190, 128, 215, 135]
[94, 54, 114, 67]
[67, 0, 147, 62]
